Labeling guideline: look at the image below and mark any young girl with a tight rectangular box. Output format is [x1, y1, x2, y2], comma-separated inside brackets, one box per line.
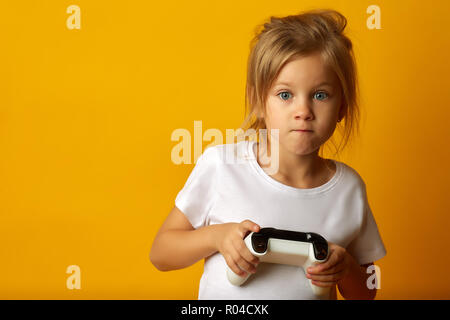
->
[150, 9, 386, 300]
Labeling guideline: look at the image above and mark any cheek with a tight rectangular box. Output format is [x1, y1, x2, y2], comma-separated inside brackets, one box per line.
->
[317, 100, 340, 123]
[316, 113, 338, 138]
[265, 104, 284, 129]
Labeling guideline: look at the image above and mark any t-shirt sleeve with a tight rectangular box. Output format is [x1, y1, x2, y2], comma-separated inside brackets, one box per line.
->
[174, 147, 218, 229]
[346, 182, 387, 265]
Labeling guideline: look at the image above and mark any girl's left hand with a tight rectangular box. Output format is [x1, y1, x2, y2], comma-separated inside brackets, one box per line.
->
[305, 242, 353, 287]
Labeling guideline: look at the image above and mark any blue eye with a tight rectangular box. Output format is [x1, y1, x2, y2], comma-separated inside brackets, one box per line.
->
[314, 91, 328, 100]
[278, 91, 292, 101]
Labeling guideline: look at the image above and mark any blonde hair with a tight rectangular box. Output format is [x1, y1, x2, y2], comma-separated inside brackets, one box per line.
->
[239, 9, 360, 158]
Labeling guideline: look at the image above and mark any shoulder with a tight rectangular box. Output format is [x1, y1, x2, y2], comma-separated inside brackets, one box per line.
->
[335, 160, 368, 193]
[336, 160, 367, 187]
[200, 141, 249, 165]
[197, 143, 222, 163]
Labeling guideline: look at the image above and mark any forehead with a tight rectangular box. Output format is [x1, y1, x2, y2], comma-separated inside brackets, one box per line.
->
[273, 53, 339, 87]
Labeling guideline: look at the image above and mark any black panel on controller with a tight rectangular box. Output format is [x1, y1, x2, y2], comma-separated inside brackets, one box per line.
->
[250, 227, 328, 260]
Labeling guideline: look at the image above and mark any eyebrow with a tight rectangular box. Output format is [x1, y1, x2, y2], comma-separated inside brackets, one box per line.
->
[274, 81, 334, 88]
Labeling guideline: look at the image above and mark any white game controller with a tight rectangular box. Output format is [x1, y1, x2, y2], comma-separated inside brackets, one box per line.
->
[226, 227, 331, 298]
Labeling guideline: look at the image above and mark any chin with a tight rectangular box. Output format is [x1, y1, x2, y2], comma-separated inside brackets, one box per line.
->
[286, 146, 317, 156]
[283, 142, 318, 156]
[293, 150, 317, 156]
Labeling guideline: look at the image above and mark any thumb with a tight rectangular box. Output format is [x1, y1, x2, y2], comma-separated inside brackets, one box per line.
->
[240, 219, 260, 234]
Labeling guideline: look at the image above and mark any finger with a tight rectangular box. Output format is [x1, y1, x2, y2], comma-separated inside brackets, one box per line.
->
[234, 238, 259, 266]
[308, 269, 348, 285]
[308, 249, 339, 274]
[224, 253, 246, 277]
[309, 261, 345, 276]
[233, 240, 256, 273]
[319, 250, 347, 273]
[239, 220, 260, 237]
[307, 271, 343, 283]
[311, 279, 336, 288]
[230, 246, 256, 275]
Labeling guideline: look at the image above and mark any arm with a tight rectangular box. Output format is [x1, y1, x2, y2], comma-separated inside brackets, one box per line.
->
[306, 243, 378, 300]
[149, 205, 219, 271]
[337, 260, 377, 300]
[150, 206, 260, 274]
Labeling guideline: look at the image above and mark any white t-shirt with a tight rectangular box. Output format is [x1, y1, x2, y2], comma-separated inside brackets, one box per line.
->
[175, 140, 386, 300]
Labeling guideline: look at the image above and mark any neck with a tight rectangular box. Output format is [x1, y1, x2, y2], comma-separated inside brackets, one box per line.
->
[255, 139, 333, 186]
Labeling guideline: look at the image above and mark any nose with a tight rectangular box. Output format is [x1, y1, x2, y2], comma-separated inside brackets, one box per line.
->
[293, 98, 314, 121]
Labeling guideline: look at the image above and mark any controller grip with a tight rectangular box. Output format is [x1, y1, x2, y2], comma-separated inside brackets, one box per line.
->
[226, 267, 250, 286]
[305, 260, 331, 298]
[309, 279, 331, 298]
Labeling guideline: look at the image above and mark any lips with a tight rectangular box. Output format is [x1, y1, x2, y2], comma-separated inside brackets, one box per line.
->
[293, 129, 312, 132]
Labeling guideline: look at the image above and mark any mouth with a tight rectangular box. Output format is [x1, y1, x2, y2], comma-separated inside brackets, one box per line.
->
[292, 129, 313, 132]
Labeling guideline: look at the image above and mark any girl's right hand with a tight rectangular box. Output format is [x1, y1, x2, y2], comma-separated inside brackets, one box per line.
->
[213, 220, 261, 277]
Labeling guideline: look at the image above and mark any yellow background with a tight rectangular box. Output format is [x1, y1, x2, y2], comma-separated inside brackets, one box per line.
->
[1, 0, 449, 299]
